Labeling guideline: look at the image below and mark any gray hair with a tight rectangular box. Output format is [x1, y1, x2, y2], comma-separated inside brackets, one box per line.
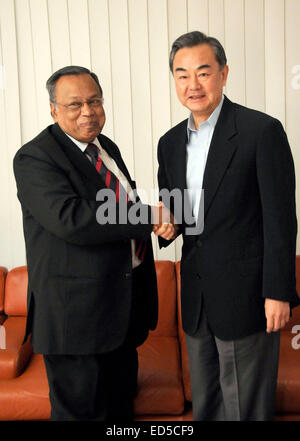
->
[46, 66, 103, 104]
[169, 31, 227, 73]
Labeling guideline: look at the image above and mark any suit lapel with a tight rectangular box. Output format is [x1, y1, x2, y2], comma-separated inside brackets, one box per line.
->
[202, 96, 238, 217]
[166, 100, 238, 225]
[167, 120, 188, 196]
[51, 124, 135, 191]
[51, 123, 105, 187]
[165, 121, 198, 228]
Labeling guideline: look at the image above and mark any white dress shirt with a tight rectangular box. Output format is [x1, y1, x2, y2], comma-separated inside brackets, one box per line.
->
[186, 95, 224, 219]
[65, 132, 141, 268]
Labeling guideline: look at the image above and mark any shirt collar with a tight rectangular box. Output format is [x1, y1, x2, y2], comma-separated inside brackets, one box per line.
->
[187, 94, 224, 140]
[65, 133, 101, 153]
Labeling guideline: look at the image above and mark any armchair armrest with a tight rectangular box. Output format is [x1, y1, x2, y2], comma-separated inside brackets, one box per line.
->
[0, 316, 33, 380]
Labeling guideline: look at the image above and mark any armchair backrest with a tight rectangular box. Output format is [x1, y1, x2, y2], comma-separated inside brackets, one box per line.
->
[150, 261, 178, 337]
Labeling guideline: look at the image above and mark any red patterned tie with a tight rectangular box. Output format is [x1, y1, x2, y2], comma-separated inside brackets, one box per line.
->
[85, 143, 147, 262]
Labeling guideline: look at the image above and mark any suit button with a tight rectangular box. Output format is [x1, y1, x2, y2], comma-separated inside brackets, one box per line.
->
[125, 272, 132, 280]
[196, 239, 202, 248]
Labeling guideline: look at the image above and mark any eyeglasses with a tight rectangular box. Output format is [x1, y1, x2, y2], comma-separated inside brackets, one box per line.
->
[55, 98, 104, 112]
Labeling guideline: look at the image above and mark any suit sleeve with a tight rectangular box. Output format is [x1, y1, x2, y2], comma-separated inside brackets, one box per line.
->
[157, 137, 183, 249]
[13, 145, 153, 246]
[256, 118, 298, 303]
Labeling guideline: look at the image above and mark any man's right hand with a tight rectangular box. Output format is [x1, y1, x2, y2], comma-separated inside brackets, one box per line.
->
[151, 202, 178, 240]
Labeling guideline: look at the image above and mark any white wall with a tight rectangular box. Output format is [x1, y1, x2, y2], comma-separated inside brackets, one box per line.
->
[0, 0, 299, 269]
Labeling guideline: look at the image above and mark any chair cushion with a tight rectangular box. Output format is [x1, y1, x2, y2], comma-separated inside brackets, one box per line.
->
[135, 335, 185, 415]
[0, 317, 33, 380]
[0, 335, 185, 419]
[0, 354, 50, 420]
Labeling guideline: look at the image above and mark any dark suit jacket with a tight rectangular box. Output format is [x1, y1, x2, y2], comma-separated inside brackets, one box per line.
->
[158, 95, 299, 340]
[13, 123, 158, 354]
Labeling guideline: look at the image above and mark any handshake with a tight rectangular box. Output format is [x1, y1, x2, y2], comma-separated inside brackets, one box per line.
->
[151, 202, 179, 241]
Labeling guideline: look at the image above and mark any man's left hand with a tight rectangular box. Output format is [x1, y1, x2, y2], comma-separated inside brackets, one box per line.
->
[265, 298, 290, 333]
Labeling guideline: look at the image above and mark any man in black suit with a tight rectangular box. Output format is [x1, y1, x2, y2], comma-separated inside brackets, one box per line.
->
[13, 66, 173, 420]
[157, 31, 300, 420]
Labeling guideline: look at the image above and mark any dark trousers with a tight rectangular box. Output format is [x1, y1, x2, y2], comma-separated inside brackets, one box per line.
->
[44, 343, 138, 421]
[43, 264, 148, 421]
[186, 307, 280, 421]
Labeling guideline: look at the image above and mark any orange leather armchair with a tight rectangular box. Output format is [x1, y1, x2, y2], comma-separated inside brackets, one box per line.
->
[0, 266, 50, 420]
[0, 259, 299, 420]
[0, 262, 189, 420]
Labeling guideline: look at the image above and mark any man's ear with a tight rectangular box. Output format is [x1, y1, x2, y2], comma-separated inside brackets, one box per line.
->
[222, 65, 229, 86]
[50, 102, 58, 120]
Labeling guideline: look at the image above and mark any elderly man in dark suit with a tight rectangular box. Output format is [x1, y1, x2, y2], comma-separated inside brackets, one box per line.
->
[157, 31, 299, 421]
[13, 66, 173, 421]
